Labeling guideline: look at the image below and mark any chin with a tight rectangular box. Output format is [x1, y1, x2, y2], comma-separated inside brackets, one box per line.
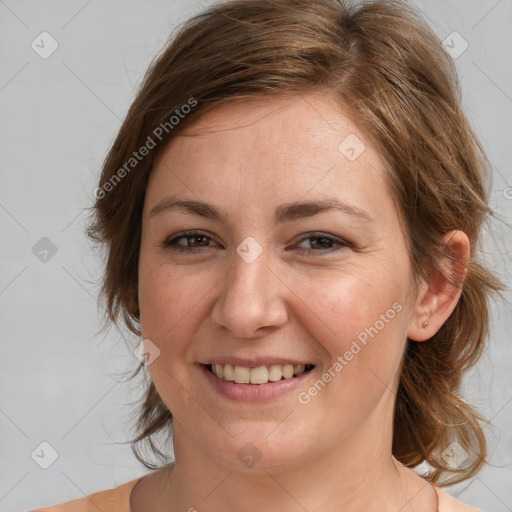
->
[204, 419, 312, 474]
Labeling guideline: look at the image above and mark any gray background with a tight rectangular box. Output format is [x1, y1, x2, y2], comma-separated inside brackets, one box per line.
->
[0, 1, 510, 511]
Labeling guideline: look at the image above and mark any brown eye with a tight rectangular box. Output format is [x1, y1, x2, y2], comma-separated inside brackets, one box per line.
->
[161, 230, 219, 253]
[294, 232, 350, 255]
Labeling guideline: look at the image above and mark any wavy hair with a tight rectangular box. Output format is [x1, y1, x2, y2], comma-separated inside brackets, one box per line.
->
[87, 0, 504, 485]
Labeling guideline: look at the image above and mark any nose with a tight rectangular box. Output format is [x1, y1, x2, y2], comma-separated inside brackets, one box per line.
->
[210, 246, 289, 339]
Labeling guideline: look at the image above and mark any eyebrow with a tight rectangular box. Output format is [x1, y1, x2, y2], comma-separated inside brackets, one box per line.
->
[149, 196, 375, 224]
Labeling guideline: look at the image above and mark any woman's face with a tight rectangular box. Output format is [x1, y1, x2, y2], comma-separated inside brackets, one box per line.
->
[138, 93, 420, 471]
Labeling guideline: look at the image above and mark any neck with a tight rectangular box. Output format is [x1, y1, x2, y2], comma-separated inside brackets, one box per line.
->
[155, 420, 436, 512]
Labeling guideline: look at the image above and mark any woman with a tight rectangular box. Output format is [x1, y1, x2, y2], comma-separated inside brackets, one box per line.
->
[32, 0, 503, 510]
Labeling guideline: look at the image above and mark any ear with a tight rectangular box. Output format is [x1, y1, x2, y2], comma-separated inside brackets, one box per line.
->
[408, 230, 470, 342]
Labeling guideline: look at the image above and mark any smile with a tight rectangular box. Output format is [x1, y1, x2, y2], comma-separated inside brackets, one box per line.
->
[206, 363, 315, 384]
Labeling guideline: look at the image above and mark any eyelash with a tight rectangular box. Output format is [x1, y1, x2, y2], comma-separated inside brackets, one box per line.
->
[160, 230, 351, 256]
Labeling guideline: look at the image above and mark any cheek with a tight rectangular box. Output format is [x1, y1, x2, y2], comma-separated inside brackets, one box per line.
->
[290, 266, 409, 399]
[137, 263, 216, 416]
[138, 263, 208, 349]
[298, 265, 406, 340]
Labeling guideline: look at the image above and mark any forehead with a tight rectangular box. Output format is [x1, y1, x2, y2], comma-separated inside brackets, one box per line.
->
[157, 93, 373, 163]
[147, 93, 395, 224]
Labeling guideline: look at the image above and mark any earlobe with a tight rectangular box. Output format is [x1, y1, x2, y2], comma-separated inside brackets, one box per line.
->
[407, 230, 470, 342]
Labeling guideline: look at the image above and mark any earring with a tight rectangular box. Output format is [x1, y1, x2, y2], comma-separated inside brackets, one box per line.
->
[422, 320, 429, 327]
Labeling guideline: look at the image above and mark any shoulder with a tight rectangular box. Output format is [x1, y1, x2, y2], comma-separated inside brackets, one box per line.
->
[434, 485, 485, 512]
[29, 477, 143, 512]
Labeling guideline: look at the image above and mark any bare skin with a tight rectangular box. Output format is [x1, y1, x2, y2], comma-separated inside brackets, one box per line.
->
[131, 93, 469, 512]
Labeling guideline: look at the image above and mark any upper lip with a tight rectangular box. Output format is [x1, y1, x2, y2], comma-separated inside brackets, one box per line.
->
[199, 356, 314, 368]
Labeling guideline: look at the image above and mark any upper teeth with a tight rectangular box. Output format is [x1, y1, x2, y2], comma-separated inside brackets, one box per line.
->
[211, 364, 307, 384]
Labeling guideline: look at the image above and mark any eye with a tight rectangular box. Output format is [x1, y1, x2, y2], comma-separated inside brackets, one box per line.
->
[293, 232, 350, 255]
[161, 230, 220, 253]
[160, 230, 351, 255]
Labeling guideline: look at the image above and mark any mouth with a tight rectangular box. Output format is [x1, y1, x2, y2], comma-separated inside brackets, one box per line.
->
[203, 363, 315, 385]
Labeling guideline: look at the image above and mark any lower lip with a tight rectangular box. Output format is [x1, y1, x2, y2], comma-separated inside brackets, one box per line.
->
[200, 364, 314, 403]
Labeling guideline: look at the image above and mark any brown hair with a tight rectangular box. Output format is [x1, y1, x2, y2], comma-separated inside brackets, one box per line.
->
[87, 0, 504, 485]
